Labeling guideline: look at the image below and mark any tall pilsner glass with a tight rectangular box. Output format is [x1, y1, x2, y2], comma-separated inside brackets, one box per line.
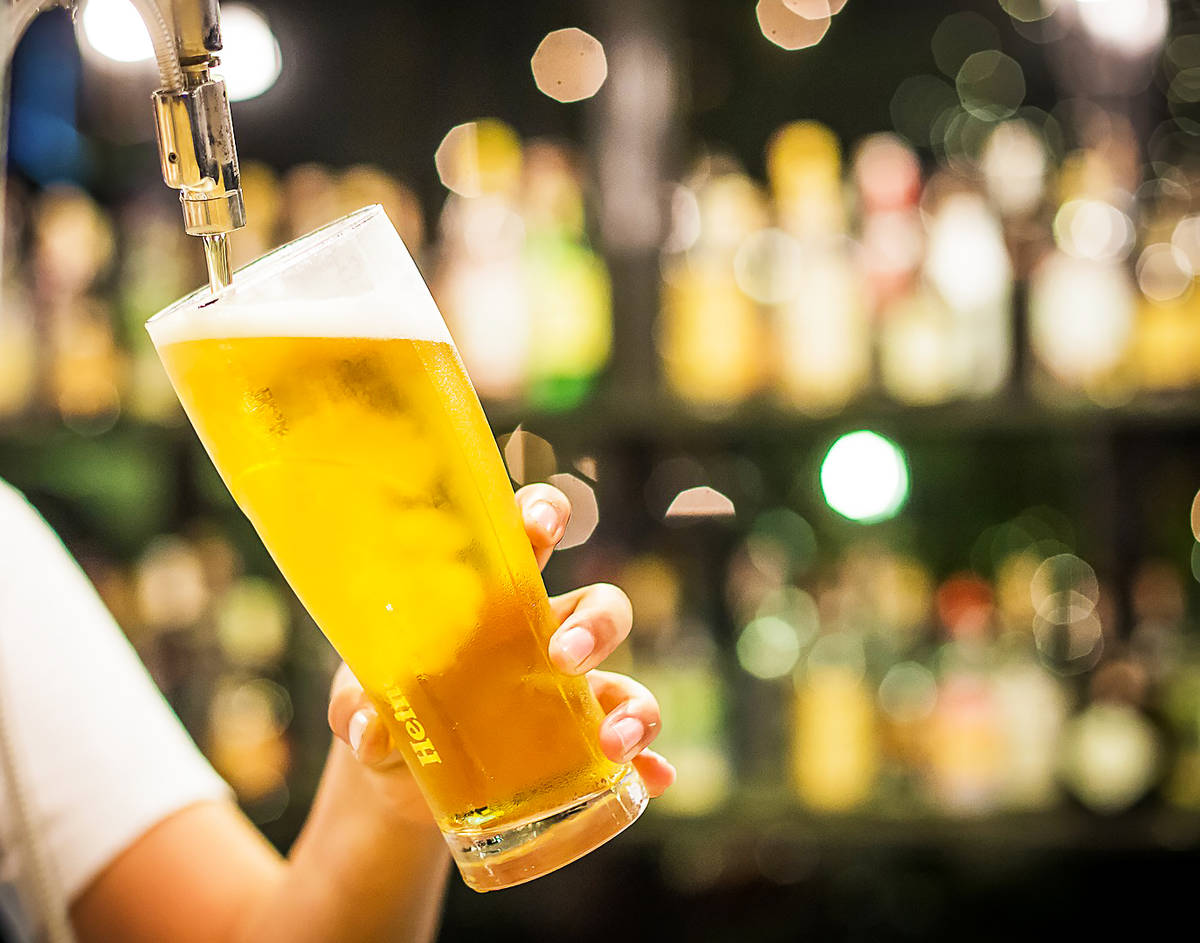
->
[147, 206, 646, 891]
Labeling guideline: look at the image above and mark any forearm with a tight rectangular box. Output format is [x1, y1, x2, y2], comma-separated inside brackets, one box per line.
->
[234, 742, 450, 943]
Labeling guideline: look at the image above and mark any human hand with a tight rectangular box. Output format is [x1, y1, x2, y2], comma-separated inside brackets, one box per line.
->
[327, 484, 675, 804]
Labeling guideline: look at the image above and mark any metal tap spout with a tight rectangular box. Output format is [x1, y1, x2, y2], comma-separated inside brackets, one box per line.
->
[3, 0, 247, 290]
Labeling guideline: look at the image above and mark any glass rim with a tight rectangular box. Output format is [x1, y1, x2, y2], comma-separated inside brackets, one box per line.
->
[146, 204, 385, 327]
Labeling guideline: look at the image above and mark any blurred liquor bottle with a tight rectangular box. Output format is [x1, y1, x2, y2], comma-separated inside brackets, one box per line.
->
[924, 575, 1004, 816]
[791, 631, 880, 812]
[1028, 146, 1137, 403]
[852, 135, 924, 313]
[0, 180, 37, 420]
[229, 161, 284, 271]
[766, 122, 869, 416]
[210, 569, 294, 821]
[279, 164, 344, 243]
[980, 118, 1051, 281]
[519, 141, 612, 411]
[208, 675, 293, 821]
[854, 135, 970, 407]
[843, 546, 936, 813]
[658, 159, 768, 410]
[916, 179, 1013, 403]
[337, 165, 427, 267]
[992, 550, 1070, 812]
[117, 196, 201, 424]
[433, 120, 532, 403]
[33, 187, 123, 430]
[619, 553, 733, 817]
[991, 640, 1068, 811]
[1126, 204, 1200, 394]
[1161, 646, 1200, 811]
[0, 274, 37, 421]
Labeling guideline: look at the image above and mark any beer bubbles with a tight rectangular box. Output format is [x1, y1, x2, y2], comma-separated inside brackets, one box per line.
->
[531, 28, 608, 103]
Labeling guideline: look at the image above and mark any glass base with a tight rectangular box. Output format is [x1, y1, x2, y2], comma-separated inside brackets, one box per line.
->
[446, 767, 648, 892]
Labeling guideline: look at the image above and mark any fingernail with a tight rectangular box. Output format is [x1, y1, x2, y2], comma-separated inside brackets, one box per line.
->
[529, 501, 561, 541]
[348, 709, 370, 755]
[551, 625, 594, 673]
[611, 716, 644, 759]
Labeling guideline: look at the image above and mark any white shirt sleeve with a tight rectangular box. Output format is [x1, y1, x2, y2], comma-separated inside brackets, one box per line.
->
[0, 479, 231, 906]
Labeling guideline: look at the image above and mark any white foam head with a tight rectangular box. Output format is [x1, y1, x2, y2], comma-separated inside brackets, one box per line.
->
[146, 206, 452, 347]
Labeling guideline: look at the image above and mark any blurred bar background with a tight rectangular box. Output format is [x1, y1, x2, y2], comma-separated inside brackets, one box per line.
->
[6, 0, 1200, 938]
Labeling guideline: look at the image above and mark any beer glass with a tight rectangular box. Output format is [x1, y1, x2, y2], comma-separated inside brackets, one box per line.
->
[147, 205, 646, 891]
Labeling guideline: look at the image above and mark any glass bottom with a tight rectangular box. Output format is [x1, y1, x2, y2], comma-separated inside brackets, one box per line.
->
[445, 766, 648, 892]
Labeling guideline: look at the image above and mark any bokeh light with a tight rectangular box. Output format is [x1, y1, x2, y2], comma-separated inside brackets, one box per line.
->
[890, 75, 958, 147]
[645, 456, 708, 518]
[956, 50, 1026, 121]
[1032, 553, 1094, 606]
[665, 486, 737, 521]
[547, 472, 599, 549]
[981, 120, 1047, 216]
[1060, 703, 1160, 814]
[434, 119, 522, 199]
[663, 185, 702, 253]
[215, 577, 289, 666]
[757, 587, 821, 646]
[1029, 253, 1135, 383]
[135, 536, 208, 629]
[80, 0, 282, 99]
[530, 28, 608, 103]
[1030, 553, 1104, 675]
[1052, 199, 1135, 261]
[215, 4, 283, 102]
[819, 430, 910, 524]
[756, 0, 831, 51]
[733, 228, 804, 304]
[737, 616, 802, 679]
[853, 133, 921, 211]
[1136, 243, 1193, 302]
[1075, 0, 1169, 58]
[748, 508, 819, 579]
[1171, 214, 1200, 271]
[999, 0, 1060, 22]
[80, 0, 153, 63]
[931, 12, 1000, 78]
[783, 0, 831, 16]
[925, 193, 1012, 311]
[878, 662, 938, 723]
[499, 428, 557, 485]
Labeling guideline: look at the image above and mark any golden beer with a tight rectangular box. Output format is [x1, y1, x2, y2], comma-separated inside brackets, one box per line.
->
[148, 207, 646, 890]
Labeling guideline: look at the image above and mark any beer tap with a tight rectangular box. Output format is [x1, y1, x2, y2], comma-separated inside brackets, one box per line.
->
[3, 0, 246, 293]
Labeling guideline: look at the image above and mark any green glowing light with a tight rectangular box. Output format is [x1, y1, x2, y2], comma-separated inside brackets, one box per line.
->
[819, 430, 910, 523]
